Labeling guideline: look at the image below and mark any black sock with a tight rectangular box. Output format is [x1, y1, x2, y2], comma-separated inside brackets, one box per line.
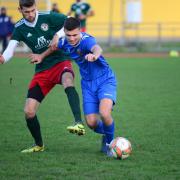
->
[65, 86, 82, 123]
[26, 115, 43, 146]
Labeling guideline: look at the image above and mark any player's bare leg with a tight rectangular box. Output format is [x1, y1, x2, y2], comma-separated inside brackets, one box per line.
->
[61, 72, 85, 135]
[99, 98, 114, 156]
[21, 98, 44, 153]
[85, 99, 114, 155]
[85, 114, 108, 153]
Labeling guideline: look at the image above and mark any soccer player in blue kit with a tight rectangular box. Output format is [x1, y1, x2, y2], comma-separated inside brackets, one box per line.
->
[29, 17, 117, 156]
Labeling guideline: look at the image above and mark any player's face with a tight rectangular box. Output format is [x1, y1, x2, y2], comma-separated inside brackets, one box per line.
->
[65, 28, 81, 46]
[19, 4, 37, 22]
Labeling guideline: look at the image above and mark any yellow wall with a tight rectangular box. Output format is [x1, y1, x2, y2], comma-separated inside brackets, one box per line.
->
[1, 0, 180, 37]
[142, 0, 180, 22]
[51, 0, 180, 37]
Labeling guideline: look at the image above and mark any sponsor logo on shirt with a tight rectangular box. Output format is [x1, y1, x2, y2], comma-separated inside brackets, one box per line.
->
[35, 36, 51, 49]
[104, 93, 113, 97]
[27, 33, 32, 37]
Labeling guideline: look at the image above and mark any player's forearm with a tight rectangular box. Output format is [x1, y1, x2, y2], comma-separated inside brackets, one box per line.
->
[2, 40, 18, 63]
[41, 47, 54, 59]
[91, 45, 102, 60]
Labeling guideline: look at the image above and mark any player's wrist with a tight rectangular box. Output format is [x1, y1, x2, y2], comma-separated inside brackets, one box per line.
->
[0, 56, 5, 64]
[41, 53, 45, 60]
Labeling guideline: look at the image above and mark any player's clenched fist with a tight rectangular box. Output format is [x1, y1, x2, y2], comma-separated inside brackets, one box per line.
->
[85, 53, 97, 62]
[0, 54, 5, 64]
[28, 54, 43, 64]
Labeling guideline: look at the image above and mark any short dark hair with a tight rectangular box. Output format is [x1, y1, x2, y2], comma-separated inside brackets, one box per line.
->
[1, 7, 6, 11]
[64, 17, 81, 31]
[19, 0, 35, 9]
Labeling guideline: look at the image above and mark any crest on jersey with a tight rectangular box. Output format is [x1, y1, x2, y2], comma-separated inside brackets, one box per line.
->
[41, 23, 49, 31]
[77, 49, 82, 56]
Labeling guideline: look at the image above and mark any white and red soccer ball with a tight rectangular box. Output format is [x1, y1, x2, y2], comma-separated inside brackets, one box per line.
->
[109, 137, 132, 159]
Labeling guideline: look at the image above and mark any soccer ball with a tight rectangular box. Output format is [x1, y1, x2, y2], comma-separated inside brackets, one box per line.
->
[109, 137, 132, 159]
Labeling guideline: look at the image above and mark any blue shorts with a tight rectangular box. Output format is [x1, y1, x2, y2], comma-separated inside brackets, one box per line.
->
[81, 69, 117, 115]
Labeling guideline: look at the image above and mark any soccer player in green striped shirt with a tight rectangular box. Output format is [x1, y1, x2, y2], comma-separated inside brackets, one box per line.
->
[67, 0, 94, 32]
[0, 0, 85, 153]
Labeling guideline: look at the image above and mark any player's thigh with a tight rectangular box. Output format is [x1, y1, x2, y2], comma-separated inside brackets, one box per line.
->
[99, 98, 113, 116]
[61, 71, 74, 88]
[57, 60, 74, 87]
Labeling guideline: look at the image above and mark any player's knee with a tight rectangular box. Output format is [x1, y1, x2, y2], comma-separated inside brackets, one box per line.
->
[63, 79, 74, 88]
[24, 107, 36, 119]
[86, 122, 96, 129]
[86, 117, 97, 129]
[61, 72, 74, 88]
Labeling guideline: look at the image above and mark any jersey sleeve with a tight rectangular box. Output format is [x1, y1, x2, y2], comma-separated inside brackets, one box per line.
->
[49, 12, 67, 30]
[11, 28, 21, 42]
[83, 36, 97, 52]
[57, 37, 65, 49]
[85, 3, 91, 12]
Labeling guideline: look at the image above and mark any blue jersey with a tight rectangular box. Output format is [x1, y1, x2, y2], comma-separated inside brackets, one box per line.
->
[57, 32, 110, 80]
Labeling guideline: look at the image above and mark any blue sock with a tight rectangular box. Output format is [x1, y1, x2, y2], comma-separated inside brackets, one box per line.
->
[94, 120, 104, 134]
[103, 121, 115, 144]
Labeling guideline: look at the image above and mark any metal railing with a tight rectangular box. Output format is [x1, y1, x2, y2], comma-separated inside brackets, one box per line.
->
[87, 22, 180, 47]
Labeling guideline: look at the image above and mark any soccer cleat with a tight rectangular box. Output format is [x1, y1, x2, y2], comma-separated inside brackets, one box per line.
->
[21, 145, 44, 153]
[106, 144, 113, 157]
[67, 123, 85, 136]
[101, 136, 113, 157]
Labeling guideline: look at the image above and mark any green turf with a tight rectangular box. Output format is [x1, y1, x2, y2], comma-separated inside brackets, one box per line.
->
[0, 57, 179, 180]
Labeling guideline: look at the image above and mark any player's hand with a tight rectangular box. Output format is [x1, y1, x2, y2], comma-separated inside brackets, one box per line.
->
[0, 54, 5, 64]
[49, 34, 59, 51]
[28, 54, 43, 64]
[85, 54, 97, 62]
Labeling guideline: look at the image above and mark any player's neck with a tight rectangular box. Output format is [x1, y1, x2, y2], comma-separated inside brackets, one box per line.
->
[24, 10, 38, 28]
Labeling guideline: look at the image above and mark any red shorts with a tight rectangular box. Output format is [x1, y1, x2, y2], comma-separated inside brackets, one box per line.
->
[28, 61, 74, 96]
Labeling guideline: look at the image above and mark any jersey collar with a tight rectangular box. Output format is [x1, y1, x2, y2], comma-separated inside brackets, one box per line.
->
[24, 10, 39, 27]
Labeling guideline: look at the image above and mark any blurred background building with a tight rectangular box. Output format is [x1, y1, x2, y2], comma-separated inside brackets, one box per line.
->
[0, 0, 180, 52]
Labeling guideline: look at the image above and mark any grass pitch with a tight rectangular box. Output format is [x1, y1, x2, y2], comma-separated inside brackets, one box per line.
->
[0, 57, 179, 179]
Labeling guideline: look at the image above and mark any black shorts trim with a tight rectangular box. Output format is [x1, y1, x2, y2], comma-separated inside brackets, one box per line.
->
[27, 84, 44, 103]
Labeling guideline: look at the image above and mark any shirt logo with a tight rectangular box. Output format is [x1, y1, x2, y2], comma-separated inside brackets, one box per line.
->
[27, 33, 32, 37]
[41, 23, 49, 31]
[104, 93, 113, 97]
[77, 49, 82, 55]
[35, 36, 51, 49]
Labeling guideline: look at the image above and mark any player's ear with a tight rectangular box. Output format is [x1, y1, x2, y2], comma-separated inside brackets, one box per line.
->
[18, 7, 22, 13]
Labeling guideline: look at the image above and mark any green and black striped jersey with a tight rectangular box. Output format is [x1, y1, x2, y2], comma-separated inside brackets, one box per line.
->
[71, 2, 91, 27]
